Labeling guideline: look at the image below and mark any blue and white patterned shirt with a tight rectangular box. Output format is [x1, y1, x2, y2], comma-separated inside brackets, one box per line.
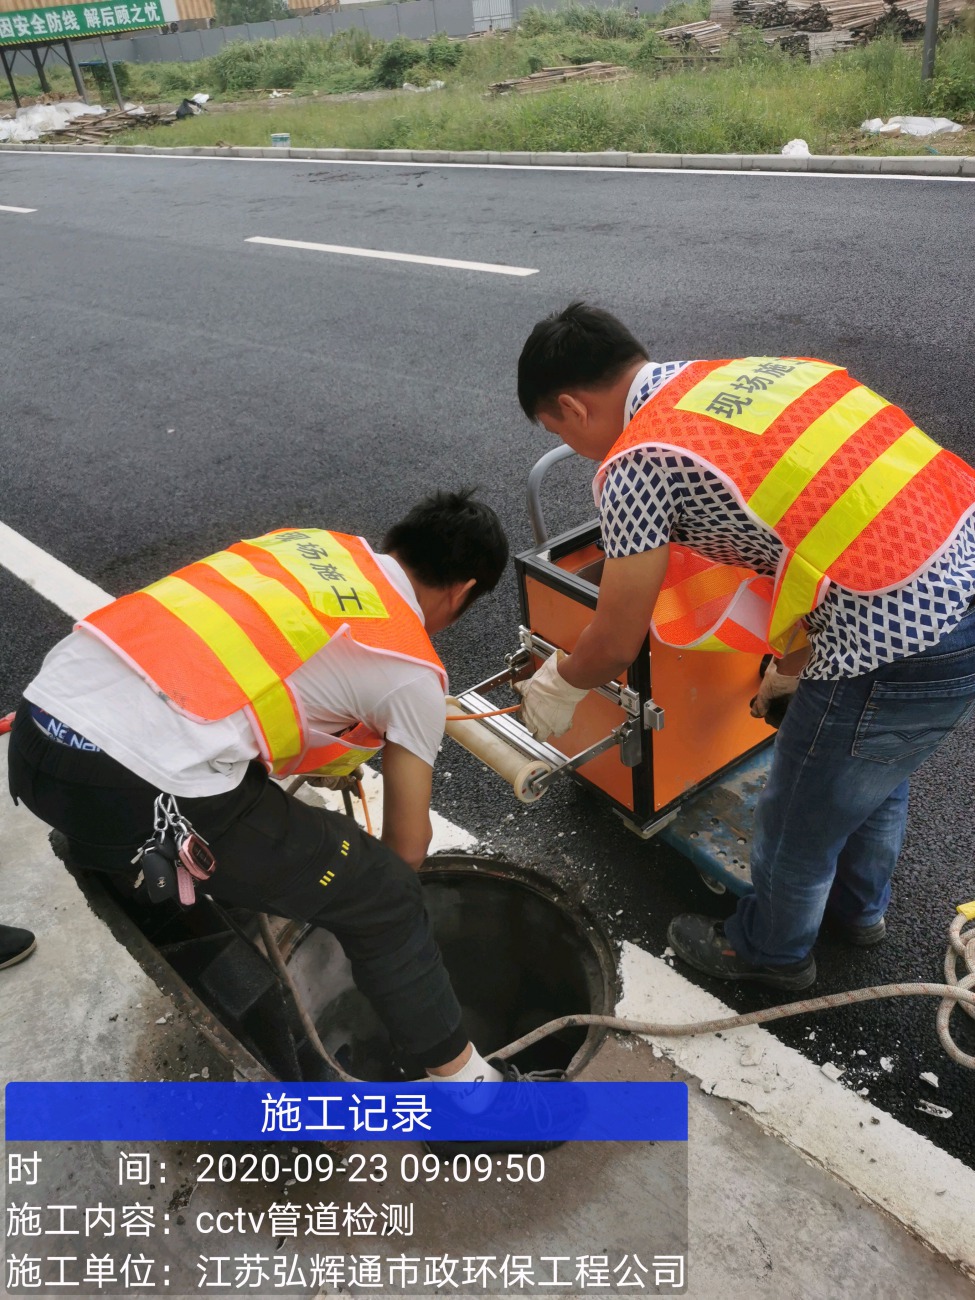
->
[599, 361, 975, 679]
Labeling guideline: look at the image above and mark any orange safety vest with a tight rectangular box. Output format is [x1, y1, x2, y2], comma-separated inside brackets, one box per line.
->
[80, 528, 447, 778]
[595, 357, 975, 653]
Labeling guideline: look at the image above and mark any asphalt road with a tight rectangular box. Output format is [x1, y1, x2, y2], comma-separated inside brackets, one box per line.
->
[2, 153, 974, 1166]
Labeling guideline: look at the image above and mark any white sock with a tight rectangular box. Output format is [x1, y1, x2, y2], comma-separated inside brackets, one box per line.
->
[428, 1045, 503, 1085]
[427, 1047, 503, 1110]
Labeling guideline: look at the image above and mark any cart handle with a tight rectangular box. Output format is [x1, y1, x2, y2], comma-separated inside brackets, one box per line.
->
[526, 444, 577, 546]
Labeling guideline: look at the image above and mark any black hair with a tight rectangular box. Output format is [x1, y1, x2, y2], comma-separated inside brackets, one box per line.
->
[517, 301, 649, 422]
[383, 489, 508, 607]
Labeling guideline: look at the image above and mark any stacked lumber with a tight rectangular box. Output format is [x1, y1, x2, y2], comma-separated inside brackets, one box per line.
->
[789, 1, 834, 28]
[807, 27, 858, 55]
[489, 62, 630, 94]
[710, 0, 971, 61]
[777, 26, 857, 53]
[657, 19, 731, 51]
[732, 0, 807, 27]
[39, 107, 169, 143]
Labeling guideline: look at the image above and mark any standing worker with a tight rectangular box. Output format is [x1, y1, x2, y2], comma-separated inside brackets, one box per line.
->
[7, 491, 539, 1095]
[516, 303, 975, 991]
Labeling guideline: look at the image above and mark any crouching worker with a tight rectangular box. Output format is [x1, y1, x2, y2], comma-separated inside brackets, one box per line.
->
[516, 303, 975, 992]
[8, 491, 522, 1090]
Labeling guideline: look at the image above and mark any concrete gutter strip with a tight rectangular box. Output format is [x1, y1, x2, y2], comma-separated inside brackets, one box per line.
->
[1, 140, 972, 175]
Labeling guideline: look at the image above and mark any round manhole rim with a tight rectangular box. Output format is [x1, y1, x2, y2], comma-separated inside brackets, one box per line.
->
[277, 852, 620, 1079]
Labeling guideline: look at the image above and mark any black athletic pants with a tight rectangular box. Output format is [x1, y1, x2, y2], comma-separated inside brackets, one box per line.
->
[7, 701, 467, 1069]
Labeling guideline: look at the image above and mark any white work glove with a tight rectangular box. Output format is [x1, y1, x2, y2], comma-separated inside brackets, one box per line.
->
[515, 651, 588, 741]
[749, 660, 800, 720]
[304, 766, 365, 791]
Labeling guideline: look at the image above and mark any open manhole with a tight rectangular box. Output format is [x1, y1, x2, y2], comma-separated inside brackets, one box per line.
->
[277, 856, 618, 1081]
[63, 844, 617, 1084]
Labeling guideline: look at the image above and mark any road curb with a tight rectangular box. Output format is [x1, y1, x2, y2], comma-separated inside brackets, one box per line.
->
[1, 140, 972, 176]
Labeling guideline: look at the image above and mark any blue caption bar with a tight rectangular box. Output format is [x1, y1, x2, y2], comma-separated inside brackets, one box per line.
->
[5, 1082, 687, 1143]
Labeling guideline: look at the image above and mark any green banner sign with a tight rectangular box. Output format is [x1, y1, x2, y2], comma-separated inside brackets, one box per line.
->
[0, 1, 166, 46]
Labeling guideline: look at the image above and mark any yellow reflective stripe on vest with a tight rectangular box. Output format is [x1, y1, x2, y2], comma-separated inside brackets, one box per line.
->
[199, 550, 330, 662]
[747, 386, 889, 527]
[246, 531, 389, 621]
[308, 746, 379, 779]
[769, 552, 824, 649]
[675, 358, 840, 436]
[144, 574, 302, 760]
[796, 428, 940, 576]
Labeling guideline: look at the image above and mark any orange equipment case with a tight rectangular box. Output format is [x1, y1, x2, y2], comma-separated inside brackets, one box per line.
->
[516, 519, 772, 839]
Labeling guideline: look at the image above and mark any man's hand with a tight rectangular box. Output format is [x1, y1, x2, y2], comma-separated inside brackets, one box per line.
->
[750, 659, 800, 721]
[515, 651, 589, 741]
[304, 767, 364, 792]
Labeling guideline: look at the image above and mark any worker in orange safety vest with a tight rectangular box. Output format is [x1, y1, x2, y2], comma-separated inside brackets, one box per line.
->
[7, 491, 553, 1110]
[516, 303, 975, 992]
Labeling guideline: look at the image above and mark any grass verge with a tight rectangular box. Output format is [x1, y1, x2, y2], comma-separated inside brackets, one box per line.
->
[2, 8, 973, 157]
[126, 34, 975, 156]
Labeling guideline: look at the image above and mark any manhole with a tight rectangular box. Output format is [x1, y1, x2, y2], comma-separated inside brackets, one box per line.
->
[64, 843, 618, 1085]
[279, 856, 618, 1082]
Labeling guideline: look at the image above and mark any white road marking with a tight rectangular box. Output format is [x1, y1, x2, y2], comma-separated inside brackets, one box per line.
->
[618, 942, 975, 1272]
[2, 150, 973, 184]
[1, 514, 971, 1268]
[0, 521, 110, 620]
[246, 235, 538, 277]
[0, 204, 36, 213]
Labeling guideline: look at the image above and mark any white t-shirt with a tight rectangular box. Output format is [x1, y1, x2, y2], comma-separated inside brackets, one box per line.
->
[25, 554, 447, 796]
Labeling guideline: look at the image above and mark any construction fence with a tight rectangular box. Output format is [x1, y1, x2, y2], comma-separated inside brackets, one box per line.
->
[6, 0, 671, 75]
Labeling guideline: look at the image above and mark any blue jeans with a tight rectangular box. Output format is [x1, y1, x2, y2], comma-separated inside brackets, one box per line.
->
[724, 605, 975, 966]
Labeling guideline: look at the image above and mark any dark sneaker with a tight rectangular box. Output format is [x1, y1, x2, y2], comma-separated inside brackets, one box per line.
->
[667, 914, 816, 992]
[424, 1060, 571, 1160]
[825, 914, 886, 948]
[0, 924, 36, 970]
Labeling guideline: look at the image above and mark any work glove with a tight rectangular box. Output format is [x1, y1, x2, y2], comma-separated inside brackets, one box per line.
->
[304, 766, 365, 791]
[515, 651, 588, 742]
[749, 660, 800, 726]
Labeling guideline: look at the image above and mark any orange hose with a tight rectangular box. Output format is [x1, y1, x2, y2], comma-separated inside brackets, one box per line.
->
[445, 704, 522, 722]
[355, 778, 374, 837]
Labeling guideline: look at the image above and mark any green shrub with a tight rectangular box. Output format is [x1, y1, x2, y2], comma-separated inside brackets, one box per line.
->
[372, 36, 425, 88]
[426, 34, 463, 72]
[652, 0, 710, 27]
[517, 8, 562, 37]
[157, 61, 213, 94]
[633, 31, 660, 68]
[211, 36, 341, 91]
[850, 35, 925, 116]
[294, 62, 375, 96]
[724, 26, 780, 65]
[212, 40, 266, 91]
[331, 28, 380, 67]
[927, 69, 975, 115]
[926, 31, 975, 116]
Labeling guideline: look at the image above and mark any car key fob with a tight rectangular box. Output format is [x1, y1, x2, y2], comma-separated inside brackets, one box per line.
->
[178, 833, 216, 879]
[142, 846, 179, 903]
